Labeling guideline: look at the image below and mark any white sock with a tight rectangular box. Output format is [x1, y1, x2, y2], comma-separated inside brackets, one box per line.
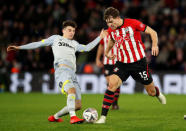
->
[67, 94, 76, 117]
[54, 106, 68, 119]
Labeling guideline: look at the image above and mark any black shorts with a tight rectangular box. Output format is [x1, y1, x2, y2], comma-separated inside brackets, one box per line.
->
[113, 58, 153, 85]
[104, 64, 115, 76]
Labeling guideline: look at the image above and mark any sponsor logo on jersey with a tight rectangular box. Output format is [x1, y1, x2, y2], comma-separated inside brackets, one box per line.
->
[58, 42, 75, 49]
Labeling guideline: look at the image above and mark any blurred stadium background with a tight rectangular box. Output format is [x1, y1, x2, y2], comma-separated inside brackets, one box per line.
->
[0, 0, 186, 130]
[0, 0, 186, 94]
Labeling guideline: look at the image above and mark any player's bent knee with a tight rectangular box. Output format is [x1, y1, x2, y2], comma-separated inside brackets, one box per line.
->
[108, 75, 121, 91]
[67, 87, 76, 94]
[109, 76, 118, 86]
[108, 82, 117, 91]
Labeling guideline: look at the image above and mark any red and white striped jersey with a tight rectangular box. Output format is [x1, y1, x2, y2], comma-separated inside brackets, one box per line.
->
[100, 34, 118, 65]
[108, 18, 146, 63]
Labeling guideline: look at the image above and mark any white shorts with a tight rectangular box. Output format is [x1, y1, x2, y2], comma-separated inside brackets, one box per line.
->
[55, 66, 81, 100]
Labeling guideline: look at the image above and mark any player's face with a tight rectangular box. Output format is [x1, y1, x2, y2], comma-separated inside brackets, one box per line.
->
[62, 26, 75, 40]
[106, 17, 120, 30]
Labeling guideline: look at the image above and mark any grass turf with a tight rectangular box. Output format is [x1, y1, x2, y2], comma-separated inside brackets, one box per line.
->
[0, 93, 185, 131]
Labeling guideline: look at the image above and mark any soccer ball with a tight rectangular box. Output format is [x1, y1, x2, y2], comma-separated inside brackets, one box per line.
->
[83, 108, 98, 123]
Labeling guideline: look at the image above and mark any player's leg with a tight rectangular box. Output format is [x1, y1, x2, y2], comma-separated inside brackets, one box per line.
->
[106, 75, 120, 110]
[104, 65, 121, 110]
[95, 74, 122, 124]
[131, 58, 166, 104]
[53, 99, 81, 119]
[112, 86, 120, 110]
[48, 68, 68, 123]
[56, 86, 83, 124]
[53, 77, 82, 119]
[53, 106, 68, 119]
[144, 81, 166, 104]
[73, 76, 82, 111]
[54, 86, 81, 119]
[48, 67, 83, 123]
[66, 87, 76, 117]
[144, 81, 156, 96]
[68, 74, 84, 124]
[49, 93, 84, 123]
[48, 84, 77, 123]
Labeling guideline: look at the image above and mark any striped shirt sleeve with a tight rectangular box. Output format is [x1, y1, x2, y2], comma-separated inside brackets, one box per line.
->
[131, 19, 146, 32]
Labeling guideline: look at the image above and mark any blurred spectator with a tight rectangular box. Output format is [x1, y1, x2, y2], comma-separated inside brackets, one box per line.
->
[0, 0, 185, 73]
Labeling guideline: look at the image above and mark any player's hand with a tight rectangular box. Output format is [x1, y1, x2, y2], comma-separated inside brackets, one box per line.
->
[96, 59, 104, 68]
[99, 29, 108, 39]
[151, 45, 159, 56]
[105, 53, 116, 60]
[7, 45, 20, 52]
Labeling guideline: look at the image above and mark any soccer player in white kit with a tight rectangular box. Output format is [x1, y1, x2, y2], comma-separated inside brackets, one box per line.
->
[7, 20, 108, 124]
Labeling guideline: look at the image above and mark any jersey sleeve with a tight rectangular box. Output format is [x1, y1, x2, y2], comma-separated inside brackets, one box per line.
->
[41, 35, 57, 46]
[19, 35, 56, 50]
[131, 19, 146, 32]
[76, 36, 101, 52]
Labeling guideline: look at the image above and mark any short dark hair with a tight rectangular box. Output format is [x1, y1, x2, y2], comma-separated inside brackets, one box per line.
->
[62, 20, 77, 29]
[104, 7, 120, 20]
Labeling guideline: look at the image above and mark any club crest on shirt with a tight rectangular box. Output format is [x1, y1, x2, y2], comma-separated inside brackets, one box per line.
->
[113, 67, 119, 72]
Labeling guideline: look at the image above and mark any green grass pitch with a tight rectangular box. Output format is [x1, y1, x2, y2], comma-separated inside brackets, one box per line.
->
[0, 93, 185, 131]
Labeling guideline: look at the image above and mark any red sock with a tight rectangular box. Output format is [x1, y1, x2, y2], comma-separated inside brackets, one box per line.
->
[113, 87, 120, 105]
[101, 89, 114, 116]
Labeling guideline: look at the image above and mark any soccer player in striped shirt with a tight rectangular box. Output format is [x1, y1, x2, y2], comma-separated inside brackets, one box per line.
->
[96, 7, 166, 124]
[7, 20, 108, 124]
[96, 33, 120, 110]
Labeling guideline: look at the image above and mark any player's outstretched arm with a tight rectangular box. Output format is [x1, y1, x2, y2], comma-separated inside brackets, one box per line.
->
[145, 26, 159, 56]
[76, 29, 108, 52]
[7, 35, 56, 52]
[7, 41, 45, 52]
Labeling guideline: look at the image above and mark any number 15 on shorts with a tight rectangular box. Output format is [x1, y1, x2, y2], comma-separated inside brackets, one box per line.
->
[139, 71, 148, 80]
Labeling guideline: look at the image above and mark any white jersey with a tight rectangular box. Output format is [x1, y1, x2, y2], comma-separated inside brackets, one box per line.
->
[51, 35, 79, 71]
[19, 35, 101, 72]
